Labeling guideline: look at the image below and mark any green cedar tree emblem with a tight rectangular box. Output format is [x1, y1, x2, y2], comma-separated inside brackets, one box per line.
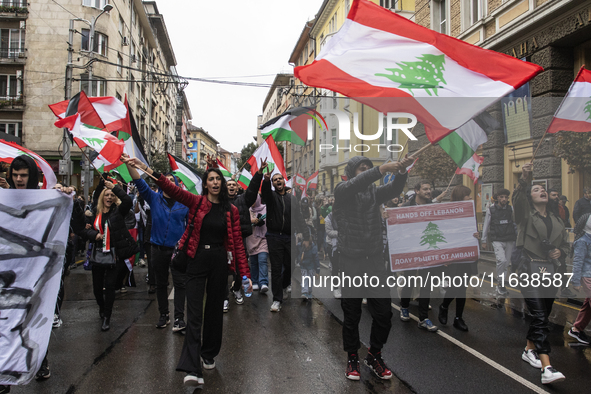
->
[419, 222, 447, 249]
[81, 137, 106, 149]
[584, 97, 591, 120]
[375, 54, 447, 96]
[267, 162, 275, 173]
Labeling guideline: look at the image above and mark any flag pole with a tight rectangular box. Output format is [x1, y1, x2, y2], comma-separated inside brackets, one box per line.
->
[531, 131, 548, 162]
[409, 142, 432, 159]
[78, 146, 106, 179]
[445, 173, 457, 193]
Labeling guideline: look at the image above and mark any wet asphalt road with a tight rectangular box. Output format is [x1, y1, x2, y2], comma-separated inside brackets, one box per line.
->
[9, 259, 591, 394]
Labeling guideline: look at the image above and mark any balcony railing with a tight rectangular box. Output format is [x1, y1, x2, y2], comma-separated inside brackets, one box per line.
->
[0, 95, 25, 109]
[0, 0, 27, 13]
[0, 46, 26, 59]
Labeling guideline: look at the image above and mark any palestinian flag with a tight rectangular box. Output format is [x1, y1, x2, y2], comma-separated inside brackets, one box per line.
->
[216, 158, 233, 180]
[306, 171, 319, 190]
[438, 120, 488, 168]
[168, 153, 202, 195]
[547, 66, 591, 133]
[55, 114, 124, 171]
[0, 139, 57, 189]
[455, 154, 484, 184]
[294, 0, 542, 143]
[260, 107, 327, 146]
[236, 169, 252, 189]
[293, 173, 306, 188]
[246, 135, 287, 179]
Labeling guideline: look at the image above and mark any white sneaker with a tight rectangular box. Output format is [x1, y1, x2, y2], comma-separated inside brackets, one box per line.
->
[286, 285, 292, 293]
[183, 373, 204, 387]
[362, 298, 367, 305]
[541, 366, 565, 384]
[522, 348, 542, 369]
[252, 284, 259, 291]
[260, 285, 269, 294]
[270, 301, 281, 312]
[333, 288, 342, 299]
[233, 290, 244, 305]
[138, 258, 147, 267]
[223, 300, 229, 313]
[52, 314, 62, 328]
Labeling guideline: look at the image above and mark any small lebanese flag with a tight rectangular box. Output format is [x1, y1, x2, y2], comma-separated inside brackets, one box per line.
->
[294, 173, 306, 187]
[455, 154, 484, 184]
[306, 171, 319, 190]
[247, 135, 287, 179]
[406, 158, 418, 173]
[547, 66, 591, 133]
[237, 169, 252, 189]
[294, 0, 543, 143]
[0, 139, 57, 189]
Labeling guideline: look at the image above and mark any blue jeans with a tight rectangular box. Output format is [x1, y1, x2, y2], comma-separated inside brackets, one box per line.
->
[250, 252, 269, 286]
[301, 268, 316, 296]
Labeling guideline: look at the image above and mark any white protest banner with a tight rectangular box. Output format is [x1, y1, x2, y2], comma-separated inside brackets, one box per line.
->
[387, 201, 479, 272]
[0, 190, 73, 386]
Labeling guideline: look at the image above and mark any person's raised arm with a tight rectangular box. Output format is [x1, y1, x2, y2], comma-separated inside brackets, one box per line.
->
[512, 163, 532, 226]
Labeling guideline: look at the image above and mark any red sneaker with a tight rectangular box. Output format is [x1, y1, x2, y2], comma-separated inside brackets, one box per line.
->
[365, 351, 392, 380]
[345, 356, 361, 381]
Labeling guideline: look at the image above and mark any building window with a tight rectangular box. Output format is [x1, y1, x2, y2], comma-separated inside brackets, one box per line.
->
[80, 74, 107, 97]
[380, 0, 393, 8]
[0, 29, 25, 59]
[0, 121, 22, 137]
[432, 0, 448, 34]
[81, 29, 108, 56]
[331, 129, 337, 152]
[118, 15, 124, 36]
[82, 0, 109, 9]
[117, 53, 123, 74]
[130, 74, 135, 93]
[115, 92, 122, 102]
[0, 75, 21, 98]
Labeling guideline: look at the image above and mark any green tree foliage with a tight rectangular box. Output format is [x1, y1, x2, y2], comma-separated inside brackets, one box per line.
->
[413, 144, 457, 186]
[150, 152, 170, 174]
[420, 222, 447, 249]
[376, 54, 447, 96]
[554, 131, 591, 174]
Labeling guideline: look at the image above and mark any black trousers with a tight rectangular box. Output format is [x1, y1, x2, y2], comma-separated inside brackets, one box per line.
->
[92, 261, 121, 318]
[522, 291, 555, 355]
[267, 234, 292, 303]
[145, 241, 155, 285]
[400, 269, 432, 321]
[340, 253, 392, 353]
[151, 245, 187, 320]
[226, 237, 247, 300]
[177, 247, 228, 375]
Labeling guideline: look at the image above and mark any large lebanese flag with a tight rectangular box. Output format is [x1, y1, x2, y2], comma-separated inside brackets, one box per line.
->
[247, 135, 286, 179]
[0, 140, 57, 189]
[55, 114, 124, 168]
[547, 66, 591, 133]
[294, 0, 543, 143]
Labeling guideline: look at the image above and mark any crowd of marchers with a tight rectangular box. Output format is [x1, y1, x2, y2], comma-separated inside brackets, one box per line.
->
[1, 152, 591, 392]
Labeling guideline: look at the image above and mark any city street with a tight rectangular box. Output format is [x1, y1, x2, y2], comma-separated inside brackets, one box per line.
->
[10, 258, 590, 394]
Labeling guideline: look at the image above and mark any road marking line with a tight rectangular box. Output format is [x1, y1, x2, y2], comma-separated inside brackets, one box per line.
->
[391, 303, 551, 394]
[480, 279, 579, 311]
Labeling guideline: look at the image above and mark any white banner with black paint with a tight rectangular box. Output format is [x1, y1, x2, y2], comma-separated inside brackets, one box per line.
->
[0, 190, 73, 386]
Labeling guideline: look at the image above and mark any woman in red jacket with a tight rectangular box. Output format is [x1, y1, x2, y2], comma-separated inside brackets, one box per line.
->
[122, 156, 251, 388]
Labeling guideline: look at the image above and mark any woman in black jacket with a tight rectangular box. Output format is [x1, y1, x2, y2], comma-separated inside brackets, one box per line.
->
[83, 179, 139, 331]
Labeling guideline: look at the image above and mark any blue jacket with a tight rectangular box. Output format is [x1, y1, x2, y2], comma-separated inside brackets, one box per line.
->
[572, 233, 591, 287]
[135, 176, 188, 247]
[300, 243, 320, 273]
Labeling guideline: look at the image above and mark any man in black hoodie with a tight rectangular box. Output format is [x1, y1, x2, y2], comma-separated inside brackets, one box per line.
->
[261, 171, 307, 312]
[333, 155, 412, 381]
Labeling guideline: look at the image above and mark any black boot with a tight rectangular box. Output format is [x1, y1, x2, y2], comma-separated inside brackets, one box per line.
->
[101, 316, 110, 331]
[453, 317, 468, 331]
[438, 304, 448, 325]
[99, 307, 104, 319]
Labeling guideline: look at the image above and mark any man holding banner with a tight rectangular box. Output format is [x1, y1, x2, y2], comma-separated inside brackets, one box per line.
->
[333, 155, 412, 381]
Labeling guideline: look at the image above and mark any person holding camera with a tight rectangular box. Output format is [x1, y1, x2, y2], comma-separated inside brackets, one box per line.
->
[513, 163, 569, 385]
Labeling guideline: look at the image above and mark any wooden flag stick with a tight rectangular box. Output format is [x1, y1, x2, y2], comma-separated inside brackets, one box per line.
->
[409, 142, 432, 159]
[445, 173, 457, 193]
[531, 131, 548, 162]
[79, 147, 106, 179]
